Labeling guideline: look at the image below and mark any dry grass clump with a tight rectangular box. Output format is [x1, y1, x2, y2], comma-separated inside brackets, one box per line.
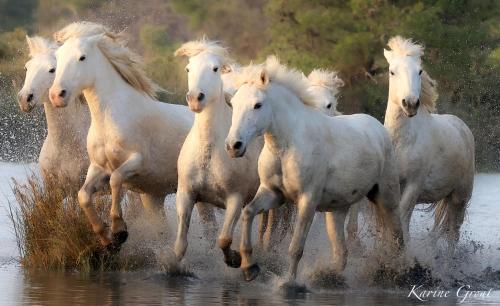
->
[8, 173, 145, 271]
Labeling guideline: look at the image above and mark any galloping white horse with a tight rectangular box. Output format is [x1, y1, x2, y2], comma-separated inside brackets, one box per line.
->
[383, 36, 474, 251]
[225, 60, 403, 282]
[305, 67, 364, 245]
[48, 23, 214, 250]
[173, 39, 276, 268]
[18, 36, 90, 189]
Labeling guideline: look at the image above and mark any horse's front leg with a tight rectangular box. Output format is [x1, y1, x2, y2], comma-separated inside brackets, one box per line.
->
[218, 193, 243, 268]
[399, 183, 420, 243]
[241, 186, 283, 281]
[108, 153, 143, 250]
[286, 193, 316, 283]
[78, 163, 110, 246]
[174, 189, 195, 262]
[326, 208, 348, 272]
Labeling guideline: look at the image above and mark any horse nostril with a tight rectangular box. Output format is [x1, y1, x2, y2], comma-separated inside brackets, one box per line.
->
[197, 92, 205, 101]
[27, 93, 34, 102]
[402, 99, 407, 106]
[416, 99, 420, 107]
[59, 90, 66, 98]
[233, 141, 243, 150]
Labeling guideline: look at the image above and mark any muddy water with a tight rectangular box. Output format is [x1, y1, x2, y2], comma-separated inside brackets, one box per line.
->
[1, 162, 499, 305]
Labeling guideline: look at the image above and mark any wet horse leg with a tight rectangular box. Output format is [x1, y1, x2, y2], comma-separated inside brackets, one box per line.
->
[241, 186, 283, 281]
[174, 189, 195, 262]
[326, 208, 348, 272]
[108, 153, 143, 249]
[286, 194, 316, 283]
[139, 193, 166, 218]
[196, 202, 218, 247]
[78, 164, 111, 246]
[218, 194, 243, 268]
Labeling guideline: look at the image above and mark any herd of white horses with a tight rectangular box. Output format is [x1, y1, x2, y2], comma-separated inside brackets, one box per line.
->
[17, 21, 474, 283]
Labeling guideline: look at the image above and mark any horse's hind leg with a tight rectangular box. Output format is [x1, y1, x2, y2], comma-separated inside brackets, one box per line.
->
[346, 201, 361, 249]
[434, 191, 469, 257]
[196, 202, 218, 247]
[139, 193, 166, 217]
[369, 182, 404, 250]
[108, 153, 143, 249]
[326, 208, 348, 272]
[78, 164, 111, 246]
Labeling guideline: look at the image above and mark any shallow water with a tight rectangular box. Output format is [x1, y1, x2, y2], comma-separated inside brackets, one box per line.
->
[1, 162, 499, 305]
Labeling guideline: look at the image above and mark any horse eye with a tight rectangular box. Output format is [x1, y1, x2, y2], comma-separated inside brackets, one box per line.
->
[213, 67, 219, 72]
[79, 55, 86, 61]
[254, 103, 262, 109]
[49, 68, 55, 73]
[185, 67, 189, 73]
[390, 71, 395, 76]
[326, 103, 332, 109]
[419, 70, 423, 75]
[24, 67, 27, 71]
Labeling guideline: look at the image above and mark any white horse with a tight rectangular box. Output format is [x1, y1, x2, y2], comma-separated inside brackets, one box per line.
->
[173, 39, 281, 268]
[383, 36, 474, 252]
[305, 67, 365, 246]
[48, 22, 214, 250]
[18, 36, 90, 189]
[225, 60, 404, 282]
[306, 68, 344, 116]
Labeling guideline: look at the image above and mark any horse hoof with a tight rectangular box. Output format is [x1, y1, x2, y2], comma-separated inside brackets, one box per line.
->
[243, 264, 260, 281]
[104, 242, 121, 255]
[224, 250, 242, 268]
[112, 230, 129, 245]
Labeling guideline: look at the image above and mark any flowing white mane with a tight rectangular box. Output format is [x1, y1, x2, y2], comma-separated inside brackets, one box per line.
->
[55, 22, 159, 98]
[307, 69, 344, 94]
[174, 37, 233, 66]
[235, 55, 317, 107]
[420, 70, 438, 112]
[54, 21, 124, 44]
[387, 35, 424, 57]
[26, 36, 57, 56]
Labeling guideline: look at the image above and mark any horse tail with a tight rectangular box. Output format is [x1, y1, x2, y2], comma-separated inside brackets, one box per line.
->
[431, 194, 470, 237]
[431, 198, 449, 235]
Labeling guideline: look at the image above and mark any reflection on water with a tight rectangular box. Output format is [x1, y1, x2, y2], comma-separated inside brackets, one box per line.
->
[1, 163, 500, 305]
[2, 266, 497, 306]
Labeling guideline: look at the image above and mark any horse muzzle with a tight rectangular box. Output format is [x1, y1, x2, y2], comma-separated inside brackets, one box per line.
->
[225, 139, 246, 158]
[49, 86, 68, 108]
[187, 99, 204, 113]
[17, 92, 35, 113]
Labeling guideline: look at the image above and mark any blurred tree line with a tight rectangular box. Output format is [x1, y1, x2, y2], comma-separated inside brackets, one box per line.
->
[0, 0, 499, 170]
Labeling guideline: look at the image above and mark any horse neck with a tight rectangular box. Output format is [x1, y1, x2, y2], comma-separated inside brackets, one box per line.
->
[193, 84, 231, 144]
[264, 86, 306, 153]
[384, 93, 430, 144]
[42, 95, 86, 144]
[82, 58, 144, 124]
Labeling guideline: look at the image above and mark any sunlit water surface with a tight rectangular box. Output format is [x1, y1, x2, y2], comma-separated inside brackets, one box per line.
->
[1, 162, 499, 305]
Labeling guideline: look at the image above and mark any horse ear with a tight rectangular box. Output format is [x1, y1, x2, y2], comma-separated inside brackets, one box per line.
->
[260, 69, 269, 86]
[383, 49, 393, 62]
[221, 64, 232, 74]
[332, 75, 345, 88]
[26, 35, 35, 55]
